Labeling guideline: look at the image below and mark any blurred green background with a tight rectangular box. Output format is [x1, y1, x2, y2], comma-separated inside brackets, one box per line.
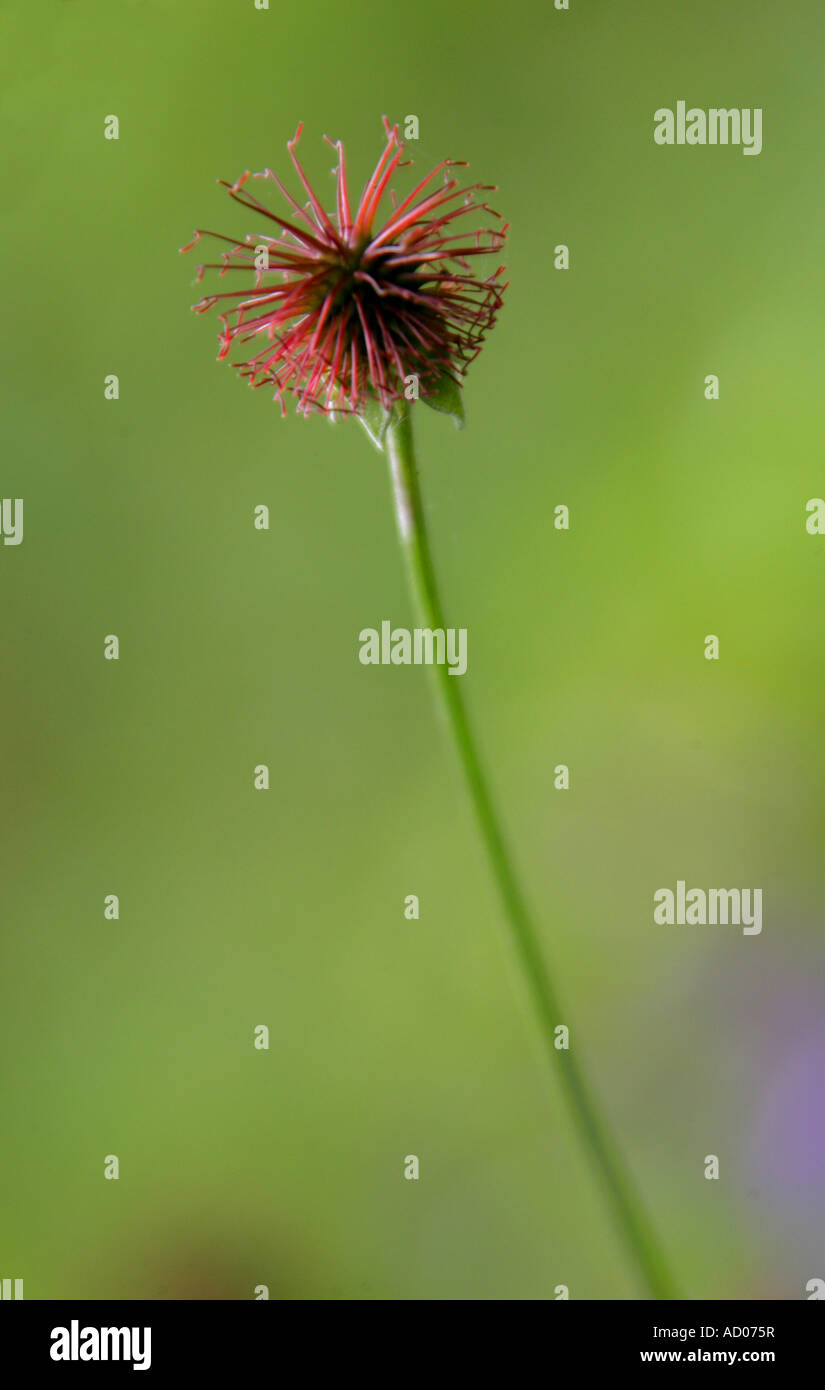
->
[2, 0, 824, 1299]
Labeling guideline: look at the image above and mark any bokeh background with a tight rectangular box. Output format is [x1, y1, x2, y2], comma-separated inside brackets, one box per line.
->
[1, 0, 823, 1299]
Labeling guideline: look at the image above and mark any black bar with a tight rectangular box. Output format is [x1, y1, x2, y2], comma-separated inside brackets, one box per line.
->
[1, 1299, 819, 1375]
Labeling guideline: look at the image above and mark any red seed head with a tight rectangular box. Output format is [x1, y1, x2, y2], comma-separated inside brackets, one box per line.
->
[181, 119, 508, 418]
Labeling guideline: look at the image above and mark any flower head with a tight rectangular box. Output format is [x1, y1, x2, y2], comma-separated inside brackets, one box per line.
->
[181, 119, 507, 418]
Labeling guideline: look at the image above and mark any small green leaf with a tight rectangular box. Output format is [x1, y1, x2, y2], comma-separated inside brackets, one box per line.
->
[357, 396, 393, 451]
[421, 372, 466, 429]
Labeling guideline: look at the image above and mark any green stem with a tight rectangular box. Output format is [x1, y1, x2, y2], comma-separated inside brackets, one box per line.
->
[384, 404, 677, 1300]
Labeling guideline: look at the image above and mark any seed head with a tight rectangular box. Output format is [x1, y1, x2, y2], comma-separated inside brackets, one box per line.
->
[181, 119, 508, 418]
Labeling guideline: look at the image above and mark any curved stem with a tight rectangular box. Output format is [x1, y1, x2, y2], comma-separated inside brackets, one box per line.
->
[385, 404, 677, 1300]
